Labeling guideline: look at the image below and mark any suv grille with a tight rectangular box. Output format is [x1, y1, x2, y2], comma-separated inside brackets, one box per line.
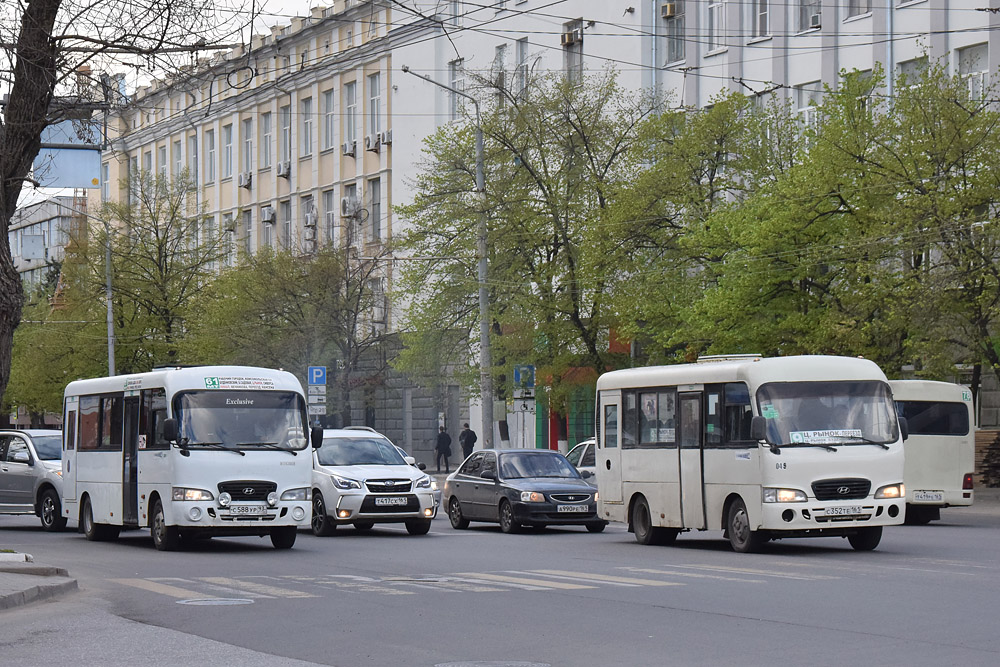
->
[811, 478, 871, 501]
[365, 479, 412, 493]
[218, 480, 277, 501]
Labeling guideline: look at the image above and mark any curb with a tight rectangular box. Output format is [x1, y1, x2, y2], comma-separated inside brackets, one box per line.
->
[0, 577, 78, 611]
[0, 555, 77, 611]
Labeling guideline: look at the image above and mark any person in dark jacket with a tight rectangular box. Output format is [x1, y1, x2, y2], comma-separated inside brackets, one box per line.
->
[435, 426, 452, 473]
[458, 423, 477, 459]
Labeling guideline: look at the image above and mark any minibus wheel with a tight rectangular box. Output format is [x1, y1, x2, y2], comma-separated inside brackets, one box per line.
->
[726, 498, 766, 553]
[847, 526, 882, 551]
[270, 526, 297, 549]
[632, 496, 676, 546]
[151, 499, 180, 551]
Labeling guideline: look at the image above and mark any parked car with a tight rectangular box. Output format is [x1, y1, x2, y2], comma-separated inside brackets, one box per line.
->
[565, 439, 597, 480]
[311, 429, 437, 536]
[443, 448, 607, 533]
[0, 429, 66, 531]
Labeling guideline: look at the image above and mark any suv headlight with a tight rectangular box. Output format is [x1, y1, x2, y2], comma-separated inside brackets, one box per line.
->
[875, 483, 904, 499]
[330, 473, 362, 490]
[172, 487, 214, 502]
[762, 488, 807, 503]
[520, 491, 546, 502]
[415, 475, 432, 489]
[280, 487, 310, 501]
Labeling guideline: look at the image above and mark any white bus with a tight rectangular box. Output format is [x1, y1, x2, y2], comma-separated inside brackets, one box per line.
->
[61, 366, 321, 550]
[890, 379, 975, 524]
[595, 355, 906, 552]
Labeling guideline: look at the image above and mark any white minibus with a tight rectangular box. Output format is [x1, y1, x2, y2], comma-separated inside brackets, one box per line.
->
[595, 355, 906, 552]
[890, 379, 975, 524]
[62, 366, 321, 550]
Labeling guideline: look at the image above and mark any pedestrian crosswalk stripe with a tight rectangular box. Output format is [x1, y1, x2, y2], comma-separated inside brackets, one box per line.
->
[198, 577, 316, 598]
[621, 567, 764, 584]
[284, 574, 415, 595]
[454, 572, 595, 590]
[112, 578, 213, 599]
[530, 569, 681, 587]
[675, 564, 837, 581]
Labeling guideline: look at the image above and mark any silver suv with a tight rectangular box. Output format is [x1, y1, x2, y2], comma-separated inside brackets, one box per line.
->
[0, 429, 66, 531]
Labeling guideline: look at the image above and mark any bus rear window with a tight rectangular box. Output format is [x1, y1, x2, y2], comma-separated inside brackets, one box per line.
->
[896, 401, 969, 436]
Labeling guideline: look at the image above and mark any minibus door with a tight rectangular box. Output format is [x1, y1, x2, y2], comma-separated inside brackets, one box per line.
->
[62, 399, 78, 503]
[598, 391, 623, 504]
[122, 393, 140, 525]
[678, 391, 706, 529]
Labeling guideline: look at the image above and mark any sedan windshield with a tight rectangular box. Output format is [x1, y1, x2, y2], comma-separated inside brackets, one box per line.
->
[756, 380, 898, 446]
[175, 391, 308, 450]
[499, 452, 580, 480]
[31, 435, 62, 460]
[317, 437, 406, 466]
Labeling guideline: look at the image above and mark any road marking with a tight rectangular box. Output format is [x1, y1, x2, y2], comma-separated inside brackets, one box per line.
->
[674, 565, 836, 581]
[621, 567, 764, 584]
[454, 572, 595, 590]
[199, 577, 316, 598]
[418, 580, 506, 593]
[112, 578, 214, 599]
[289, 575, 414, 596]
[530, 569, 681, 587]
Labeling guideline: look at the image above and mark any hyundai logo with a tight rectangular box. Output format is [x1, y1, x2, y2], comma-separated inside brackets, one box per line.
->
[243, 487, 255, 495]
[837, 486, 851, 495]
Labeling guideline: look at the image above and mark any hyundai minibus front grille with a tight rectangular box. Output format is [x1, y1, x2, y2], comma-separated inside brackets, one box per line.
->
[811, 478, 871, 501]
[218, 480, 277, 501]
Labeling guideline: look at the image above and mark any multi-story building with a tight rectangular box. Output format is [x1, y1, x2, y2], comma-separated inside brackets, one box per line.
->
[8, 192, 82, 289]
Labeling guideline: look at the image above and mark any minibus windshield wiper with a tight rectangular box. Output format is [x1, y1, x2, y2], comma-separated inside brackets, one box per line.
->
[186, 441, 246, 456]
[240, 442, 298, 456]
[836, 435, 890, 450]
[785, 442, 838, 452]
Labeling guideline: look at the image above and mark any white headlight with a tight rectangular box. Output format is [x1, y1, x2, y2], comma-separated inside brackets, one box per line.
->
[219, 492, 232, 507]
[267, 492, 278, 507]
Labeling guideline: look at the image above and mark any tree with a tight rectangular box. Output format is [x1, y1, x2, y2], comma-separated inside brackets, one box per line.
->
[0, 0, 247, 408]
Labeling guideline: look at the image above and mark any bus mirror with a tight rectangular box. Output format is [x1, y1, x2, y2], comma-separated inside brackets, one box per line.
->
[162, 418, 178, 443]
[310, 425, 324, 449]
[750, 415, 767, 441]
[898, 417, 909, 441]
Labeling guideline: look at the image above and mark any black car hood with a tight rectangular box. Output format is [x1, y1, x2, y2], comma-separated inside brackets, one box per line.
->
[504, 477, 596, 492]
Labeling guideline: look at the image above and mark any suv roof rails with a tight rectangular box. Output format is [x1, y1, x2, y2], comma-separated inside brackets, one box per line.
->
[342, 425, 379, 433]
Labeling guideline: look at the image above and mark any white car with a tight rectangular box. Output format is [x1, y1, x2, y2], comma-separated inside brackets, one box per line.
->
[565, 439, 597, 482]
[311, 428, 437, 535]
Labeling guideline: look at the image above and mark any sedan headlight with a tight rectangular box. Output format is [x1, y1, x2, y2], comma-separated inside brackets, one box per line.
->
[172, 487, 214, 502]
[762, 488, 807, 503]
[330, 473, 362, 490]
[415, 475, 432, 489]
[520, 491, 546, 503]
[875, 483, 905, 499]
[280, 487, 310, 501]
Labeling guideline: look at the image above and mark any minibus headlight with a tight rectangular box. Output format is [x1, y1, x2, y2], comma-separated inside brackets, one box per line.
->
[415, 475, 432, 489]
[763, 488, 807, 503]
[330, 473, 362, 490]
[520, 491, 545, 502]
[875, 483, 904, 499]
[280, 487, 310, 501]
[172, 487, 214, 502]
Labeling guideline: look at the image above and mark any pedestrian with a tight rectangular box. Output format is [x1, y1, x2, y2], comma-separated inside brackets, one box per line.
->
[435, 426, 452, 473]
[458, 423, 477, 459]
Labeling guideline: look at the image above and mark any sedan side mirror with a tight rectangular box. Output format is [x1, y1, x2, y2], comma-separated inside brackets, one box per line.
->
[404, 455, 417, 466]
[580, 470, 593, 479]
[481, 469, 497, 481]
[417, 462, 427, 471]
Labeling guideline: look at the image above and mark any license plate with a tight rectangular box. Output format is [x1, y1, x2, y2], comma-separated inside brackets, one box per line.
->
[229, 504, 266, 515]
[375, 496, 408, 506]
[557, 504, 589, 513]
[825, 506, 863, 516]
[914, 491, 943, 502]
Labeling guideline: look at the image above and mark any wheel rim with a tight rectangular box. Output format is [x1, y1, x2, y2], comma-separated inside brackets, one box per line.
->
[312, 496, 326, 532]
[731, 506, 750, 546]
[449, 499, 462, 525]
[500, 502, 512, 530]
[83, 501, 93, 534]
[153, 506, 166, 545]
[41, 495, 56, 526]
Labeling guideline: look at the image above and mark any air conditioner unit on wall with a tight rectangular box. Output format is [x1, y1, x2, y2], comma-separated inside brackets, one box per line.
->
[238, 172, 252, 189]
[379, 129, 392, 146]
[560, 30, 580, 46]
[342, 140, 356, 157]
[364, 133, 381, 153]
[662, 3, 677, 19]
[341, 196, 358, 217]
[304, 226, 316, 242]
[304, 212, 317, 227]
[276, 161, 291, 178]
[809, 13, 821, 29]
[261, 206, 275, 223]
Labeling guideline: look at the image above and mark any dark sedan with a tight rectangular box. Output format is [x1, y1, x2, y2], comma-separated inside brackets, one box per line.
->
[443, 448, 607, 533]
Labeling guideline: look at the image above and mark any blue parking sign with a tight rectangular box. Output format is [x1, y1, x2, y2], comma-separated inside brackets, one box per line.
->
[308, 366, 327, 385]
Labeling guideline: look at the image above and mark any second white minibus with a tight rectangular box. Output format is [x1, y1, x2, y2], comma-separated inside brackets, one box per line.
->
[595, 355, 906, 552]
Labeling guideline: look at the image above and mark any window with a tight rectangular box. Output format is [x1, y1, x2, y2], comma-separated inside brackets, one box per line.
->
[896, 401, 970, 436]
[752, 0, 768, 38]
[222, 213, 235, 265]
[898, 56, 928, 87]
[242, 209, 253, 254]
[562, 20, 583, 81]
[516, 38, 529, 95]
[344, 82, 357, 144]
[494, 44, 508, 104]
[142, 150, 152, 174]
[101, 162, 109, 200]
[172, 140, 182, 176]
[795, 82, 821, 133]
[707, 1, 724, 52]
[322, 89, 335, 150]
[665, 1, 686, 63]
[261, 208, 273, 248]
[638, 390, 677, 446]
[280, 200, 292, 248]
[157, 145, 167, 178]
[222, 123, 233, 178]
[301, 97, 313, 156]
[799, 0, 821, 31]
[723, 383, 754, 443]
[368, 73, 381, 135]
[847, 0, 870, 17]
[279, 105, 291, 163]
[204, 130, 215, 182]
[65, 410, 76, 450]
[448, 59, 464, 120]
[78, 394, 124, 451]
[260, 112, 272, 168]
[187, 135, 198, 181]
[323, 189, 337, 245]
[959, 44, 988, 102]
[368, 177, 381, 240]
[242, 118, 253, 171]
[622, 392, 637, 447]
[139, 389, 169, 450]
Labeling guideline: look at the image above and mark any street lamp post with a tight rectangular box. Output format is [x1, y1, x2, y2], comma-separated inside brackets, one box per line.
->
[402, 64, 493, 448]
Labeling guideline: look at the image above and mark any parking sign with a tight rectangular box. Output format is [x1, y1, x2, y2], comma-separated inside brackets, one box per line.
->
[308, 366, 327, 386]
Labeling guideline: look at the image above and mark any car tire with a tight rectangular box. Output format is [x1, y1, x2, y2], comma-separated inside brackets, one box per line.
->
[847, 526, 882, 551]
[405, 518, 432, 535]
[82, 496, 120, 542]
[40, 488, 67, 532]
[498, 499, 520, 534]
[353, 521, 374, 531]
[631, 496, 676, 546]
[151, 499, 180, 551]
[727, 498, 766, 553]
[586, 522, 606, 533]
[270, 526, 297, 549]
[448, 497, 469, 529]
[311, 493, 337, 536]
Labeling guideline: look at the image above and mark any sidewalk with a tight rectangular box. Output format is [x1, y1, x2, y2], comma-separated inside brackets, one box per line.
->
[0, 555, 78, 611]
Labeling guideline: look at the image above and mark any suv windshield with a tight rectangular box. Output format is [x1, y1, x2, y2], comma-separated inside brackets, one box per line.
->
[31, 435, 62, 460]
[175, 391, 308, 450]
[499, 452, 580, 480]
[317, 436, 406, 466]
[756, 380, 898, 446]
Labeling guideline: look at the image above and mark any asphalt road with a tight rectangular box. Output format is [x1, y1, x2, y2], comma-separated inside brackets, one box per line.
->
[2, 506, 1000, 667]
